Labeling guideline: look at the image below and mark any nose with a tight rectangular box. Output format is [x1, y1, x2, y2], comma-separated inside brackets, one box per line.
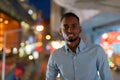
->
[68, 27, 72, 32]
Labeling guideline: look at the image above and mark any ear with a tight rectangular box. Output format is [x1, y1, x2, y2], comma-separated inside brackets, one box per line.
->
[79, 26, 82, 33]
[59, 28, 62, 35]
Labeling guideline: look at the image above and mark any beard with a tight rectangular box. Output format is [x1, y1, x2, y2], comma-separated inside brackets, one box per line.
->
[67, 36, 79, 42]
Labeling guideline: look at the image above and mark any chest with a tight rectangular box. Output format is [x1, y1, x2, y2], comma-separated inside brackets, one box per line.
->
[55, 49, 98, 71]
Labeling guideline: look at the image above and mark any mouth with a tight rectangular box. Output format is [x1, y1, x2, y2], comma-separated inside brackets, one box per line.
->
[68, 33, 74, 37]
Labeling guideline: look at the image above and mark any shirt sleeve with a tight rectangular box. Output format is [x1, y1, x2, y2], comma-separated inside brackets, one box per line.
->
[46, 54, 59, 80]
[96, 45, 114, 80]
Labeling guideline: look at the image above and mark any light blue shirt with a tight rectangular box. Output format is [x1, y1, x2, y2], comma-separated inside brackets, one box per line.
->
[46, 39, 113, 80]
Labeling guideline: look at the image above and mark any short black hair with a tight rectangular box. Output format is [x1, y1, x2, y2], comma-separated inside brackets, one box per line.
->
[60, 12, 80, 23]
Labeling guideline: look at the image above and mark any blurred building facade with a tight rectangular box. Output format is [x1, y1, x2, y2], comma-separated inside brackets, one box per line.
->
[0, 0, 34, 50]
[0, 0, 51, 59]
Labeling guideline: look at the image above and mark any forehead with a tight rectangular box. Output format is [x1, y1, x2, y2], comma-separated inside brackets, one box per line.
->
[61, 16, 79, 24]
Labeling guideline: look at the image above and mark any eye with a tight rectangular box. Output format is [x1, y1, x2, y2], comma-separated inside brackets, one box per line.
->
[71, 23, 78, 29]
[63, 24, 69, 29]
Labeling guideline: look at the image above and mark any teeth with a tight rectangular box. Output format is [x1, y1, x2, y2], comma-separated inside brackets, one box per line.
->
[68, 34, 73, 36]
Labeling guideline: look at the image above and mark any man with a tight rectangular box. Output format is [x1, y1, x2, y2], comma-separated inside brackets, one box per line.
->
[46, 12, 113, 80]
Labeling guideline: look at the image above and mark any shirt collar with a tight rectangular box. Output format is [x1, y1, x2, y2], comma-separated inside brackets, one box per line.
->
[64, 39, 87, 53]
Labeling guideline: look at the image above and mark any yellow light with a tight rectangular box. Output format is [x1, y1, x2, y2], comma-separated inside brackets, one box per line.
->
[25, 44, 32, 54]
[0, 18, 3, 22]
[0, 47, 2, 51]
[29, 55, 34, 60]
[36, 42, 43, 46]
[20, 42, 25, 47]
[4, 20, 9, 24]
[0, 45, 3, 49]
[46, 35, 51, 40]
[19, 0, 25, 2]
[0, 37, 3, 42]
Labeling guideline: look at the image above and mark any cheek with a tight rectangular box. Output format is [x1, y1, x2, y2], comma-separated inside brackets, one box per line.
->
[75, 29, 81, 34]
[77, 27, 82, 33]
[62, 32, 67, 37]
[59, 29, 64, 36]
[61, 31, 68, 38]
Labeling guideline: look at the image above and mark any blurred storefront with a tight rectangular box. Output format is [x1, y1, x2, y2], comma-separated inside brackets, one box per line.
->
[0, 12, 20, 49]
[0, 0, 34, 52]
[100, 31, 120, 71]
[0, 1, 36, 79]
[100, 32, 120, 57]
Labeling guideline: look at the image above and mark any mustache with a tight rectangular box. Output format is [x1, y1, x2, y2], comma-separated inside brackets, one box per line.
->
[67, 33, 74, 35]
[67, 33, 74, 36]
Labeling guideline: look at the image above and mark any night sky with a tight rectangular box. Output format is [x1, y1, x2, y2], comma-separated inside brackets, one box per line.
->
[29, 0, 51, 19]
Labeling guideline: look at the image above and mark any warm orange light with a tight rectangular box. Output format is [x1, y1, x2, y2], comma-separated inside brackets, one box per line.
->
[0, 18, 3, 22]
[38, 34, 42, 41]
[0, 37, 3, 42]
[101, 32, 120, 44]
[36, 42, 43, 47]
[0, 46, 3, 50]
[4, 20, 9, 24]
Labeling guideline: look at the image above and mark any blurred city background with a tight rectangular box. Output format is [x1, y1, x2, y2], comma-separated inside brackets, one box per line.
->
[0, 0, 120, 80]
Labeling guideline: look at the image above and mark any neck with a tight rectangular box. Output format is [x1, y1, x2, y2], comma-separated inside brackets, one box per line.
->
[67, 38, 80, 52]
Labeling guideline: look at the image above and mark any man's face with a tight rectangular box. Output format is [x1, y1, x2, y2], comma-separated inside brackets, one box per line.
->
[60, 16, 82, 42]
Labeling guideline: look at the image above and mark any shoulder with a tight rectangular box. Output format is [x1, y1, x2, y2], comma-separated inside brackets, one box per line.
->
[90, 44, 106, 56]
[87, 42, 103, 49]
[86, 43, 105, 54]
[48, 46, 65, 62]
[54, 46, 65, 53]
[50, 46, 65, 57]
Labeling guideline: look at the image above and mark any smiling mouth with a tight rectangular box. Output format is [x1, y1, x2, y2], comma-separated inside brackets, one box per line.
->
[68, 34, 74, 37]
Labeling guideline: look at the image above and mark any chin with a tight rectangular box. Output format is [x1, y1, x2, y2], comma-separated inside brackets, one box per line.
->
[68, 39, 76, 42]
[67, 37, 79, 42]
